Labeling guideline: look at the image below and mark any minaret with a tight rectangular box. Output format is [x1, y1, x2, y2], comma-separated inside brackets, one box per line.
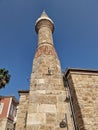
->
[15, 11, 73, 130]
[26, 11, 66, 130]
[26, 11, 68, 130]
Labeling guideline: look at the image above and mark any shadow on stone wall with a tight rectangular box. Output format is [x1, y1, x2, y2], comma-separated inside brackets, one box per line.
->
[67, 75, 86, 130]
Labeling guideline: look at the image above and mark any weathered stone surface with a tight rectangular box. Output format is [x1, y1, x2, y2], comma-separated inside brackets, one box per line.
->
[27, 113, 46, 125]
[46, 113, 56, 124]
[37, 104, 56, 113]
[29, 104, 37, 113]
[0, 118, 7, 130]
[39, 125, 55, 130]
[27, 125, 39, 130]
[29, 94, 57, 104]
[57, 103, 66, 113]
[66, 70, 98, 130]
[16, 92, 29, 130]
[16, 12, 73, 130]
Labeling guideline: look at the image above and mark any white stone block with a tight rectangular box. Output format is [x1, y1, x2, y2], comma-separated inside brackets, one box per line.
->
[27, 113, 46, 125]
[38, 79, 45, 84]
[38, 104, 56, 113]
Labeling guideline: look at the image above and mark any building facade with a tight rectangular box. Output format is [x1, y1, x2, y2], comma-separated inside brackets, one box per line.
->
[16, 12, 98, 130]
[0, 96, 18, 130]
[64, 68, 98, 130]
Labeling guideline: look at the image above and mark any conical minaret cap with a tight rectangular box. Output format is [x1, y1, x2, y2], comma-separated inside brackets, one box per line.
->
[35, 11, 54, 33]
[35, 10, 54, 25]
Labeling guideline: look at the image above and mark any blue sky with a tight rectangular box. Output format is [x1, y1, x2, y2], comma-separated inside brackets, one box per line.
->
[0, 0, 98, 99]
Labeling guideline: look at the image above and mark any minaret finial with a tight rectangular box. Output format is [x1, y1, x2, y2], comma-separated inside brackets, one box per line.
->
[40, 10, 48, 18]
[35, 10, 54, 33]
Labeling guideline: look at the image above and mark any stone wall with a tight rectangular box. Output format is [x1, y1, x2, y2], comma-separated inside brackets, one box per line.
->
[0, 118, 7, 130]
[16, 91, 29, 130]
[26, 40, 74, 129]
[66, 69, 98, 130]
